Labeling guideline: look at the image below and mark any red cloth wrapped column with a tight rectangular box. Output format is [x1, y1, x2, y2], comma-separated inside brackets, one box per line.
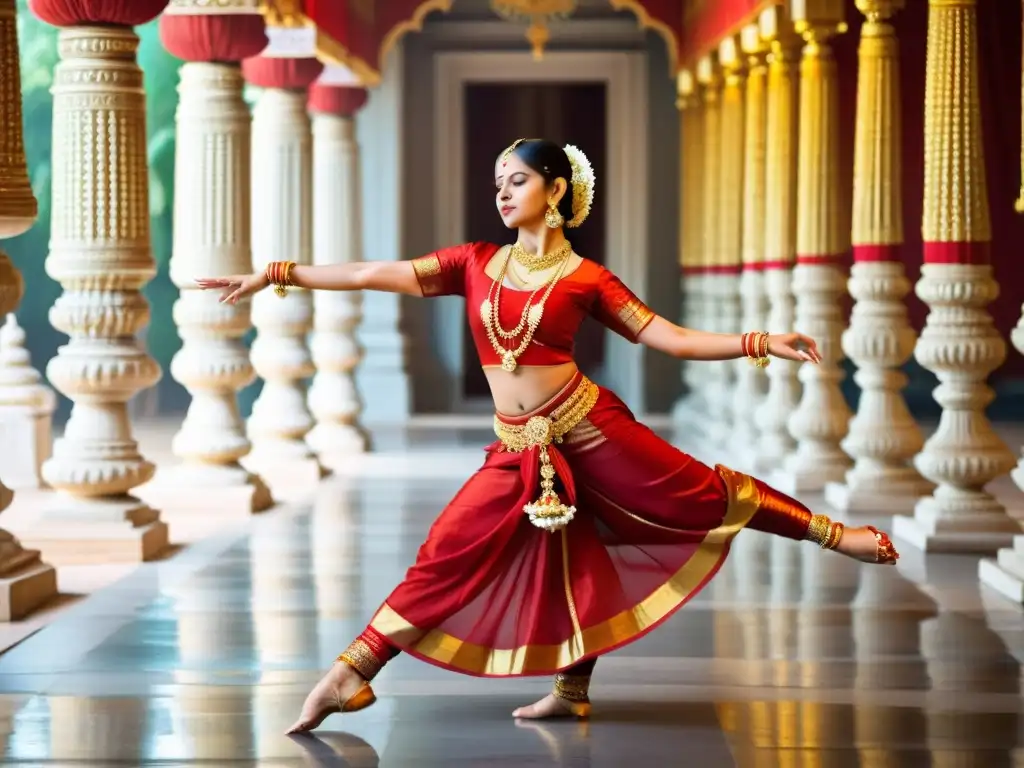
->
[305, 78, 370, 464]
[239, 50, 325, 489]
[22, 0, 171, 563]
[136, 1, 275, 514]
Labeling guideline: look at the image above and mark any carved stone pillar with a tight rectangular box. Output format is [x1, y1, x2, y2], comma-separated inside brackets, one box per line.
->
[706, 38, 745, 448]
[731, 23, 770, 467]
[0, 0, 57, 618]
[755, 7, 803, 472]
[240, 39, 326, 497]
[23, 0, 171, 564]
[671, 69, 706, 425]
[137, 0, 273, 516]
[892, 0, 1018, 553]
[690, 55, 721, 438]
[825, 0, 931, 514]
[771, 1, 853, 494]
[306, 74, 370, 464]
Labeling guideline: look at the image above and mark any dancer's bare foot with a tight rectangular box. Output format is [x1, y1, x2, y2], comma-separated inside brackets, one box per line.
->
[835, 525, 899, 564]
[513, 693, 590, 719]
[285, 662, 376, 734]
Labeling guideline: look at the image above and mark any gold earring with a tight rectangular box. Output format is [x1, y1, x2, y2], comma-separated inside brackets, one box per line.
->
[544, 200, 564, 229]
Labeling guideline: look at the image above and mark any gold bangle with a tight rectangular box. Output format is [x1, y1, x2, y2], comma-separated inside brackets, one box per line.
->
[805, 514, 832, 547]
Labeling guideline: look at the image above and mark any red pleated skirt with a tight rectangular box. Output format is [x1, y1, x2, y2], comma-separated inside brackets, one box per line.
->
[368, 373, 763, 677]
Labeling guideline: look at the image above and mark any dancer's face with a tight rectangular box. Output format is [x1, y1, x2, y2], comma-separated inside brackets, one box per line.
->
[494, 152, 564, 230]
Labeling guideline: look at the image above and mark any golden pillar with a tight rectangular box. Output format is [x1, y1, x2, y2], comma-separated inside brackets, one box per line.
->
[895, 0, 1018, 554]
[731, 22, 770, 466]
[0, 0, 58, 620]
[771, 0, 852, 494]
[824, 0, 932, 514]
[673, 68, 706, 422]
[705, 37, 746, 448]
[755, 5, 803, 470]
[690, 54, 722, 437]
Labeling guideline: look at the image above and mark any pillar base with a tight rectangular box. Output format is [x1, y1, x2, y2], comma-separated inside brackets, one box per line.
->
[307, 422, 370, 467]
[135, 463, 274, 517]
[979, 539, 1024, 603]
[892, 499, 1020, 554]
[824, 472, 934, 516]
[770, 462, 848, 495]
[240, 452, 326, 501]
[0, 542, 58, 621]
[20, 494, 169, 564]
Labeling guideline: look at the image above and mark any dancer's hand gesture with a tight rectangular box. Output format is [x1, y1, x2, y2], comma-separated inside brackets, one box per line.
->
[194, 272, 269, 305]
[769, 333, 822, 364]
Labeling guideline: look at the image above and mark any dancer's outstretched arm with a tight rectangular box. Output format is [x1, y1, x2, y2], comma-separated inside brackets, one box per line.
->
[637, 316, 821, 365]
[194, 260, 423, 303]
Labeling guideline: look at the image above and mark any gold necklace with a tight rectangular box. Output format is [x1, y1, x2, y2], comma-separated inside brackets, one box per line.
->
[480, 246, 570, 372]
[511, 240, 572, 272]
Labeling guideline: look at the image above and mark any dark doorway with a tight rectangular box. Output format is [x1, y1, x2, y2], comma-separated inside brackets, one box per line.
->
[461, 82, 608, 401]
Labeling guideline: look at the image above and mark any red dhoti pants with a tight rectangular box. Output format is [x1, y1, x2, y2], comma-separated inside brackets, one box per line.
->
[348, 373, 813, 679]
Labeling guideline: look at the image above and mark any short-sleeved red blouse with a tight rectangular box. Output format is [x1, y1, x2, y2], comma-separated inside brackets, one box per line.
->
[410, 242, 655, 367]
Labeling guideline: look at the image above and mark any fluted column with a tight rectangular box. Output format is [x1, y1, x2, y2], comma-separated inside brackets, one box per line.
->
[706, 38, 745, 448]
[731, 23, 770, 467]
[893, 0, 1018, 553]
[755, 7, 803, 472]
[691, 55, 721, 437]
[240, 46, 326, 497]
[0, 0, 57, 619]
[306, 75, 370, 464]
[671, 68, 705, 426]
[825, 0, 931, 515]
[23, 0, 171, 564]
[771, 1, 853, 494]
[136, 0, 273, 517]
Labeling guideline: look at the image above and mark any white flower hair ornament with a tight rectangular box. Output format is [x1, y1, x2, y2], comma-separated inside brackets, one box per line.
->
[562, 144, 595, 228]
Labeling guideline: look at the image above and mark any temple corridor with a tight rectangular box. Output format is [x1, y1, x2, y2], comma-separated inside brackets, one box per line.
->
[0, 425, 1023, 766]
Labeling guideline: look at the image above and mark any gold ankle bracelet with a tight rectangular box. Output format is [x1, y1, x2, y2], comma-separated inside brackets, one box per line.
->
[337, 639, 383, 681]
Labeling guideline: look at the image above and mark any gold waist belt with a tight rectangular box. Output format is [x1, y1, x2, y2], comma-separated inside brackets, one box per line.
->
[493, 376, 600, 532]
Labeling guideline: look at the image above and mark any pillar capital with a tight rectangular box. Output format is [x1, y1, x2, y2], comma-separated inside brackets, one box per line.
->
[790, 0, 847, 41]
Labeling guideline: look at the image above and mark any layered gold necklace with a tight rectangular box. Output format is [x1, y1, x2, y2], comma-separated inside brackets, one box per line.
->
[511, 240, 572, 272]
[480, 244, 571, 372]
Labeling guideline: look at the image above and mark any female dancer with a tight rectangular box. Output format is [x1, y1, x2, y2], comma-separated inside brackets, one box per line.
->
[196, 139, 898, 733]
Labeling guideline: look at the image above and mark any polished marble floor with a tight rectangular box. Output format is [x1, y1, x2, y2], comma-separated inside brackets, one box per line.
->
[2, 427, 1024, 766]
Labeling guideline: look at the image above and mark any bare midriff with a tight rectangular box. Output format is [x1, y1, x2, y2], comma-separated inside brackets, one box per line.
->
[483, 362, 580, 415]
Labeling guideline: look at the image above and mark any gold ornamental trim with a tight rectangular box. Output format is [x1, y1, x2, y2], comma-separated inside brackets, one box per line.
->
[164, 0, 262, 15]
[608, 0, 679, 77]
[379, 0, 454, 70]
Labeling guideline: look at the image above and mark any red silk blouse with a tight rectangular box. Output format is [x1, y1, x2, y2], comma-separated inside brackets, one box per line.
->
[411, 241, 656, 367]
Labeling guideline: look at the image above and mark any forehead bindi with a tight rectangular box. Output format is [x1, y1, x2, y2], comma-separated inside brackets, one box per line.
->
[495, 152, 530, 178]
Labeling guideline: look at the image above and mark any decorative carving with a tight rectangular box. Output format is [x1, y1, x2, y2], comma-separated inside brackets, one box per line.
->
[893, 0, 1017, 553]
[31, 24, 168, 561]
[307, 108, 368, 462]
[705, 37, 745, 449]
[164, 0, 261, 14]
[771, 3, 852, 493]
[825, 0, 930, 513]
[755, 10, 803, 470]
[490, 0, 577, 59]
[0, 1, 37, 237]
[731, 24, 770, 465]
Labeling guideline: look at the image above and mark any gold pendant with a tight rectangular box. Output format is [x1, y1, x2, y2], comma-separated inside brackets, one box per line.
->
[501, 351, 517, 372]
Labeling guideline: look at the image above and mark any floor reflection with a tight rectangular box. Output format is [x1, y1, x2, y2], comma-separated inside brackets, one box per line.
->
[0, 439, 1023, 765]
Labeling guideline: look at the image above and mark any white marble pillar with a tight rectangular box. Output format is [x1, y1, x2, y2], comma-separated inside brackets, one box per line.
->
[754, 8, 802, 472]
[139, 5, 273, 516]
[0, 314, 56, 489]
[306, 74, 370, 464]
[731, 23, 770, 468]
[241, 49, 325, 496]
[706, 38, 745, 449]
[0, 0, 57, 617]
[671, 69, 706, 425]
[771, 3, 853, 494]
[825, 0, 931, 515]
[21, 14, 168, 564]
[892, 0, 1018, 553]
